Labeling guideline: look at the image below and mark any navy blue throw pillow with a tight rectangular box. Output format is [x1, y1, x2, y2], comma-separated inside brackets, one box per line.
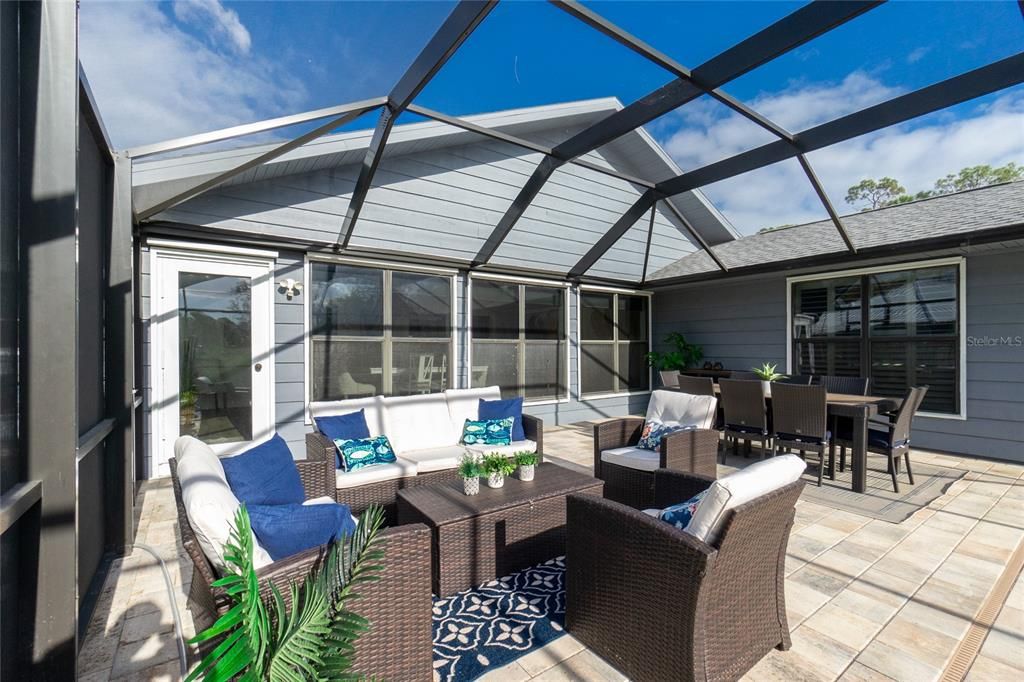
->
[314, 410, 371, 468]
[248, 502, 357, 561]
[479, 397, 525, 441]
[222, 434, 305, 506]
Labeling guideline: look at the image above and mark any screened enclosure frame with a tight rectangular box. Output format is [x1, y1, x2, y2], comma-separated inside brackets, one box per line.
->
[126, 0, 1024, 287]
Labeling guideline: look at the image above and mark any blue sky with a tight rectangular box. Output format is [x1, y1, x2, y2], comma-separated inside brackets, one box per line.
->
[80, 0, 1024, 234]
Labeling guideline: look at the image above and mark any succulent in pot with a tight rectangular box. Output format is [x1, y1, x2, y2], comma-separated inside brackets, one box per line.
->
[514, 451, 539, 481]
[458, 455, 483, 496]
[482, 453, 516, 489]
[751, 362, 788, 395]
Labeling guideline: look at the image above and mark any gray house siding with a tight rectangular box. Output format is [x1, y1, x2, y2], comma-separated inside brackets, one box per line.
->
[653, 249, 1024, 462]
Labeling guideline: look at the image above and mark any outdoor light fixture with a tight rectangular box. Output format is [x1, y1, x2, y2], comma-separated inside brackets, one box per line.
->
[278, 278, 303, 300]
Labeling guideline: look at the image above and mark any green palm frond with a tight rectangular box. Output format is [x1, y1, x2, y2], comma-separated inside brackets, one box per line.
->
[187, 504, 386, 681]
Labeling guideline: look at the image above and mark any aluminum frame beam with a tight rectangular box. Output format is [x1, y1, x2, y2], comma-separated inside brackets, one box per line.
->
[124, 96, 387, 159]
[797, 154, 857, 252]
[572, 51, 1024, 277]
[135, 103, 381, 221]
[338, 0, 496, 247]
[640, 205, 656, 284]
[473, 0, 880, 266]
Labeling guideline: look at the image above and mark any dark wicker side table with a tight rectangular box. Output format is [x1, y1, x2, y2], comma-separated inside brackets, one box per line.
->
[396, 463, 603, 597]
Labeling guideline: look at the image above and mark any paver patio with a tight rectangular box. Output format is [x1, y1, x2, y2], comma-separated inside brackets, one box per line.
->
[80, 422, 1024, 681]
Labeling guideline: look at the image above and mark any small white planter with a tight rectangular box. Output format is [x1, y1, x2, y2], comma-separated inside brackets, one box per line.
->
[518, 464, 535, 482]
[487, 472, 505, 489]
[762, 380, 772, 397]
[463, 476, 480, 496]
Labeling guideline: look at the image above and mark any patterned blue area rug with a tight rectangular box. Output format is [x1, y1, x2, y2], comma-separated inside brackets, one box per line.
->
[432, 556, 566, 682]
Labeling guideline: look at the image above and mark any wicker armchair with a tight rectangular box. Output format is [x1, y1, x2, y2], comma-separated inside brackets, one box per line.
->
[566, 469, 805, 682]
[306, 413, 545, 522]
[593, 417, 719, 509]
[170, 458, 434, 681]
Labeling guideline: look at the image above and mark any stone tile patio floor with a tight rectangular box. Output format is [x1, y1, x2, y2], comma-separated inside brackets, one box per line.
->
[80, 422, 1024, 681]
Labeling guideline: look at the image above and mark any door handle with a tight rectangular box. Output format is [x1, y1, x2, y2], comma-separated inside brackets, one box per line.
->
[254, 363, 263, 372]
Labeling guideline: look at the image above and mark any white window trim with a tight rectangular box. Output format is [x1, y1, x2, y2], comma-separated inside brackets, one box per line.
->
[304, 255, 459, 423]
[467, 274, 572, 405]
[145, 237, 279, 260]
[785, 256, 966, 420]
[577, 285, 654, 400]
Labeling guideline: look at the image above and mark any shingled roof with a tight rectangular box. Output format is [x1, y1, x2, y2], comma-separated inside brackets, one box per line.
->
[649, 180, 1024, 282]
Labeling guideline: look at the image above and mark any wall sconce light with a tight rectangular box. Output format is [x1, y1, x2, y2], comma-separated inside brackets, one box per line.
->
[278, 278, 303, 300]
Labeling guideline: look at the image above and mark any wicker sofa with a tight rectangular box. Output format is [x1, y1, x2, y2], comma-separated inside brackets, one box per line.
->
[566, 469, 805, 682]
[594, 390, 719, 509]
[170, 453, 434, 681]
[306, 386, 543, 521]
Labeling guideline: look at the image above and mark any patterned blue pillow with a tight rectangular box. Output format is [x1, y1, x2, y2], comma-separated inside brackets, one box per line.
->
[333, 435, 397, 472]
[637, 419, 696, 451]
[461, 417, 514, 446]
[659, 490, 708, 529]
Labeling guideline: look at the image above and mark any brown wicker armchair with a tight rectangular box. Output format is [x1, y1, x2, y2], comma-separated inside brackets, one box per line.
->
[566, 469, 805, 682]
[306, 413, 545, 522]
[170, 457, 434, 681]
[594, 417, 719, 509]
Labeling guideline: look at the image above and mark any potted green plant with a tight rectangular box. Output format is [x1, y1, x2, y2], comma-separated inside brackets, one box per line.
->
[187, 504, 385, 681]
[751, 362, 788, 395]
[482, 453, 516, 489]
[458, 454, 483, 496]
[514, 451, 539, 482]
[645, 332, 704, 372]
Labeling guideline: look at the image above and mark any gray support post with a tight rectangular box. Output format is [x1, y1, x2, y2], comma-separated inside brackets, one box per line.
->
[796, 154, 857, 253]
[640, 206, 656, 285]
[17, 0, 80, 675]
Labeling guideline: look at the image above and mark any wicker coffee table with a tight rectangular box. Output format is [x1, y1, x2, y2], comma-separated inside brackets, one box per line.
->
[396, 463, 603, 597]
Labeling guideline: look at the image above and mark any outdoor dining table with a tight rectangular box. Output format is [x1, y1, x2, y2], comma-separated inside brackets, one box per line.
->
[709, 385, 902, 493]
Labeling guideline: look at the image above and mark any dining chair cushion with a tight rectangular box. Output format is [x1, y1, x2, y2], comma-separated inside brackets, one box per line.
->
[221, 434, 305, 506]
[637, 419, 695, 450]
[836, 425, 907, 449]
[659, 490, 708, 529]
[478, 397, 526, 441]
[248, 501, 357, 562]
[776, 431, 832, 445]
[600, 446, 660, 472]
[685, 454, 806, 544]
[646, 390, 717, 429]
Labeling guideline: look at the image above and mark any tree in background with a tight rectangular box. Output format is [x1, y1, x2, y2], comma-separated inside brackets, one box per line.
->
[844, 177, 906, 210]
[845, 162, 1022, 211]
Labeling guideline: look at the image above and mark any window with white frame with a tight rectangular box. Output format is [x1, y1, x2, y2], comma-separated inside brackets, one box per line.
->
[790, 260, 962, 415]
[309, 261, 453, 399]
[579, 290, 650, 396]
[470, 278, 568, 401]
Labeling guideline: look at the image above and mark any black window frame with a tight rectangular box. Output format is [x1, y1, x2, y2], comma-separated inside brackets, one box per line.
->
[790, 261, 962, 416]
[469, 276, 569, 403]
[579, 289, 651, 397]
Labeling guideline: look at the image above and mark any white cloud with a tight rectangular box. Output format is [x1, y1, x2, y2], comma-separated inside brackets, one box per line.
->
[173, 0, 251, 55]
[654, 73, 1024, 234]
[906, 46, 931, 64]
[80, 1, 307, 149]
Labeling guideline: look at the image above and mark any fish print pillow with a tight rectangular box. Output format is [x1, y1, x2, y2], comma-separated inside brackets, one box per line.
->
[333, 435, 397, 472]
[461, 417, 514, 446]
[637, 419, 695, 451]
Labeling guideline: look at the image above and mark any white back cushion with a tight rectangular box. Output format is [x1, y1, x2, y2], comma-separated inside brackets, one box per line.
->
[309, 396, 386, 437]
[174, 436, 273, 571]
[685, 454, 806, 545]
[382, 393, 459, 455]
[444, 386, 502, 434]
[646, 390, 717, 429]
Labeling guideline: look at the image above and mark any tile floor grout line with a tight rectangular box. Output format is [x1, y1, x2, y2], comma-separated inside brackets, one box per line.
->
[834, 472, 1019, 681]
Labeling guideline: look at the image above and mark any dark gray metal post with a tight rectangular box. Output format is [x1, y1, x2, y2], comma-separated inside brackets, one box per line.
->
[640, 205, 656, 284]
[796, 154, 857, 253]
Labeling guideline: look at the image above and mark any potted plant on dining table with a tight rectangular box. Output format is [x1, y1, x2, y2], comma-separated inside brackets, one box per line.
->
[752, 362, 787, 395]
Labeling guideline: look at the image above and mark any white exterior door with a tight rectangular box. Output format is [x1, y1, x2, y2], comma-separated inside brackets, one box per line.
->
[151, 248, 275, 476]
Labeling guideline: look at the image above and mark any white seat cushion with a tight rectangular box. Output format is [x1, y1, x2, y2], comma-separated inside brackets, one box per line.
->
[444, 386, 502, 434]
[173, 436, 273, 571]
[464, 440, 537, 458]
[309, 396, 387, 437]
[399, 445, 469, 473]
[642, 508, 661, 517]
[600, 446, 660, 472]
[685, 454, 806, 545]
[335, 457, 418, 490]
[646, 390, 717, 430]
[382, 393, 459, 455]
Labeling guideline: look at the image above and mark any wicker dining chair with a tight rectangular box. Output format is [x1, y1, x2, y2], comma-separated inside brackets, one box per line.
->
[566, 470, 805, 682]
[777, 374, 812, 385]
[728, 370, 759, 380]
[719, 378, 770, 460]
[836, 386, 928, 492]
[676, 375, 715, 396]
[816, 375, 870, 470]
[771, 383, 832, 486]
[659, 370, 680, 388]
